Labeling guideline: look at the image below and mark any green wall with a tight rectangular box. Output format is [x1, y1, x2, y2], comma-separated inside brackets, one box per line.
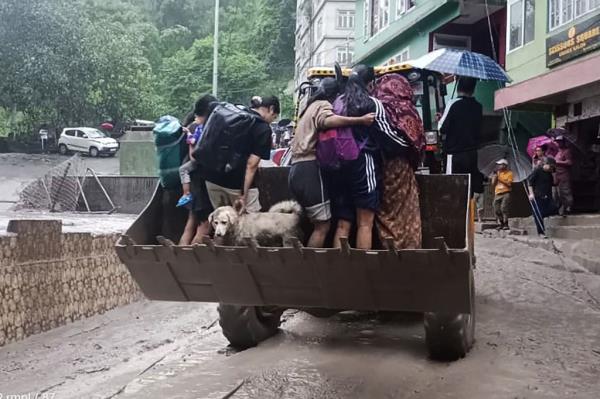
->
[355, 0, 458, 64]
[506, 1, 600, 83]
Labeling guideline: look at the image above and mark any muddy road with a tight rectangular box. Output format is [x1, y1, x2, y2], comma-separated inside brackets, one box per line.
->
[1, 237, 599, 398]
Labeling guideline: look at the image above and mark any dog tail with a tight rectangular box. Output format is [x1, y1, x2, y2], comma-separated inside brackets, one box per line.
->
[268, 200, 303, 216]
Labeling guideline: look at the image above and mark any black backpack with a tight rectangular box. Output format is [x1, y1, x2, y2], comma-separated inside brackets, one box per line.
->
[193, 102, 257, 173]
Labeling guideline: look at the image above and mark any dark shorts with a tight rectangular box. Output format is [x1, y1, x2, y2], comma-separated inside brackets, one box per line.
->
[325, 151, 381, 222]
[288, 160, 331, 222]
[190, 172, 214, 222]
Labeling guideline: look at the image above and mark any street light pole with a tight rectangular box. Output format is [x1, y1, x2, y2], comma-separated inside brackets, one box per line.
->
[212, 0, 220, 97]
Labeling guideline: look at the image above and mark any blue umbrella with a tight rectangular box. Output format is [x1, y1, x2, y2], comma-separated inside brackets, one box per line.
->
[413, 49, 511, 82]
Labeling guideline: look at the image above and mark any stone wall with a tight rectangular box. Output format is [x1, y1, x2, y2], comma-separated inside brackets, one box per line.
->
[0, 220, 141, 347]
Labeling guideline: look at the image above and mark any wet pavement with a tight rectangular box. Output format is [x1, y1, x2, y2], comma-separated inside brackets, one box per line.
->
[1, 236, 599, 398]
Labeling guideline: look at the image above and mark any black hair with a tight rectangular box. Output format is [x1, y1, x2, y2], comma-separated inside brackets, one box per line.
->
[250, 95, 281, 114]
[305, 78, 340, 111]
[457, 76, 477, 94]
[194, 94, 218, 117]
[344, 65, 375, 117]
[183, 94, 218, 126]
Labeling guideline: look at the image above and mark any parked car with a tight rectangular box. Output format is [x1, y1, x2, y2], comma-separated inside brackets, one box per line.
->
[58, 127, 119, 157]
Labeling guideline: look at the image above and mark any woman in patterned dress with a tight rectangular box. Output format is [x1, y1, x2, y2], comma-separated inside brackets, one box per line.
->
[370, 74, 425, 249]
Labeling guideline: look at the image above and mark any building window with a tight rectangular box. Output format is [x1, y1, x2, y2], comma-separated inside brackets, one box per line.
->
[508, 0, 535, 51]
[433, 34, 472, 51]
[315, 17, 323, 42]
[396, 0, 414, 17]
[314, 51, 323, 66]
[549, 0, 600, 31]
[337, 10, 355, 30]
[371, 0, 390, 36]
[364, 0, 371, 40]
[385, 47, 410, 65]
[336, 46, 354, 65]
[397, 47, 410, 62]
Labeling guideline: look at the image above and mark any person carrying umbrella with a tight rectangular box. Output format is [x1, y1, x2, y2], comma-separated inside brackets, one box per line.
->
[491, 159, 513, 230]
[439, 76, 483, 196]
[528, 157, 559, 237]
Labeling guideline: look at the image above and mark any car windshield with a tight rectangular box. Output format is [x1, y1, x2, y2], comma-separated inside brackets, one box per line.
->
[85, 129, 106, 138]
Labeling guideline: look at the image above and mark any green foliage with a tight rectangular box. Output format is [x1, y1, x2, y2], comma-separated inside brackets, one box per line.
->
[0, 0, 296, 135]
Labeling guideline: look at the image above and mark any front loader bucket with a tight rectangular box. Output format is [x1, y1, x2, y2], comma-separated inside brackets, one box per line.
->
[117, 168, 473, 314]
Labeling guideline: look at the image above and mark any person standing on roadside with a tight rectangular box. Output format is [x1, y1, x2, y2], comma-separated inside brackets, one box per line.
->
[491, 159, 513, 230]
[554, 136, 574, 215]
[439, 76, 483, 196]
[39, 127, 49, 153]
[528, 157, 558, 237]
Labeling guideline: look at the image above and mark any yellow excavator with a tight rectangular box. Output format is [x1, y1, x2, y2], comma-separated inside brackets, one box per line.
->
[116, 62, 476, 361]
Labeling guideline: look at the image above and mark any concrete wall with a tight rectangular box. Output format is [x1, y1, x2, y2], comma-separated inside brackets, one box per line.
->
[80, 176, 157, 214]
[119, 131, 157, 177]
[0, 220, 141, 347]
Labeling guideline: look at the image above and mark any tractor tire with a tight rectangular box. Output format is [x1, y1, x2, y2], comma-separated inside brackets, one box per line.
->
[217, 304, 284, 350]
[58, 144, 69, 155]
[424, 270, 475, 361]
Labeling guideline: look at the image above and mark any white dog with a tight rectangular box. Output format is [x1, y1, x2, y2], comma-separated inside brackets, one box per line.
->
[209, 200, 304, 247]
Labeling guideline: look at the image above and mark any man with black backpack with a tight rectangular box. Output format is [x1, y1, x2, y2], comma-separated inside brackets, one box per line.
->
[195, 95, 280, 213]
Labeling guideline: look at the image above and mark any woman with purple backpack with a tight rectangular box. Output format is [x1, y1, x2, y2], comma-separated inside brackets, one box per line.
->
[288, 77, 375, 248]
[326, 65, 385, 250]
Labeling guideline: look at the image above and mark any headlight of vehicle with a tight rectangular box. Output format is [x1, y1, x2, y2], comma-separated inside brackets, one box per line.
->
[425, 131, 438, 145]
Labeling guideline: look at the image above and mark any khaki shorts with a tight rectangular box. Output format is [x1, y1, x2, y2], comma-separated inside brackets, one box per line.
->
[205, 181, 261, 213]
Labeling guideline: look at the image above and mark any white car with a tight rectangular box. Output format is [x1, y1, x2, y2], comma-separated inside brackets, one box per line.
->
[58, 127, 120, 157]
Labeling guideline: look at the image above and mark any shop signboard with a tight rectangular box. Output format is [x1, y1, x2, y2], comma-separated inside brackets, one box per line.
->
[547, 14, 600, 67]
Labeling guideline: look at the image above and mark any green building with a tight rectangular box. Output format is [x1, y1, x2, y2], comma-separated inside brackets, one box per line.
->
[496, 0, 600, 212]
[355, 0, 508, 144]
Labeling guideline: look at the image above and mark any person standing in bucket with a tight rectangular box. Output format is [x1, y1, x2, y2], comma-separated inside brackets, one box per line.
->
[491, 159, 513, 230]
[289, 78, 374, 248]
[439, 76, 483, 197]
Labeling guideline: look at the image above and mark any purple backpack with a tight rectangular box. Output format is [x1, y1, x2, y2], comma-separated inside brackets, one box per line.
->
[316, 97, 362, 170]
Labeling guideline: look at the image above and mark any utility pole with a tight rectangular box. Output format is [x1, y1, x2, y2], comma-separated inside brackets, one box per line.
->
[212, 0, 220, 97]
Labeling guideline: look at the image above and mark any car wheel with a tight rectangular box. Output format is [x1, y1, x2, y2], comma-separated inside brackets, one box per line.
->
[217, 304, 284, 350]
[58, 144, 69, 155]
[424, 269, 475, 361]
[89, 147, 99, 157]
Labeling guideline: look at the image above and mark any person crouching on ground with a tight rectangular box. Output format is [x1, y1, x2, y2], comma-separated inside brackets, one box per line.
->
[491, 159, 513, 230]
[289, 78, 375, 248]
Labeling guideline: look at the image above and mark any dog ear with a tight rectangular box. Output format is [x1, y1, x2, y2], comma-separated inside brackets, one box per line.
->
[233, 199, 245, 215]
[208, 211, 215, 225]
